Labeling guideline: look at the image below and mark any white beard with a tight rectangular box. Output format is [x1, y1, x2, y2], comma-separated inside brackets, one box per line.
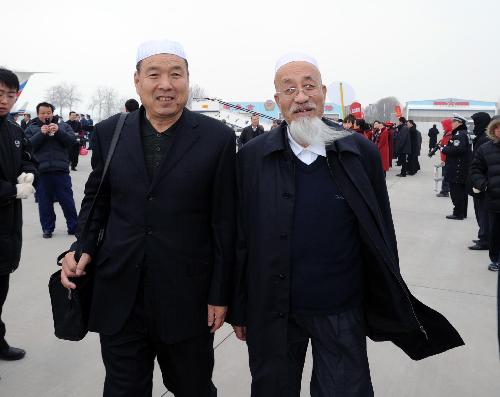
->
[288, 117, 351, 147]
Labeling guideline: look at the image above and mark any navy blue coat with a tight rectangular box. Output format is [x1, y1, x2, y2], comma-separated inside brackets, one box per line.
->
[25, 117, 75, 173]
[229, 121, 464, 395]
[73, 108, 236, 344]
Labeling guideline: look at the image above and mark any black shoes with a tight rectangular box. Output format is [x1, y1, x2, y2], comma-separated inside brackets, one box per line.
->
[71, 166, 77, 171]
[0, 345, 26, 361]
[396, 173, 406, 177]
[446, 214, 464, 220]
[436, 192, 449, 197]
[43, 232, 53, 238]
[468, 243, 489, 250]
[488, 263, 499, 272]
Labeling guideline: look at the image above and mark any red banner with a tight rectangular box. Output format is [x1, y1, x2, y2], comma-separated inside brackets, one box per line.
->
[350, 102, 363, 118]
[394, 105, 402, 118]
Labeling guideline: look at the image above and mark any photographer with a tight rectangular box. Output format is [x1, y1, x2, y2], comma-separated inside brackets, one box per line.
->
[25, 102, 78, 238]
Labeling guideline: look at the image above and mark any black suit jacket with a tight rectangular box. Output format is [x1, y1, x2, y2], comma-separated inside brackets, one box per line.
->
[238, 125, 264, 147]
[75, 108, 236, 343]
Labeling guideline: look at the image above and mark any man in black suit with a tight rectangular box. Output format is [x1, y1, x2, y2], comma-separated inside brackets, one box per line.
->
[238, 114, 264, 148]
[61, 39, 236, 396]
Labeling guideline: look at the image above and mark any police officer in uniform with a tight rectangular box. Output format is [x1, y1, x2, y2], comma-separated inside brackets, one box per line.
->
[442, 114, 471, 220]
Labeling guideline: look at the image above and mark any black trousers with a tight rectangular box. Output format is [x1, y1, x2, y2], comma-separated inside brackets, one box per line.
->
[400, 154, 408, 176]
[69, 142, 80, 168]
[473, 195, 490, 245]
[488, 212, 500, 264]
[100, 277, 216, 397]
[0, 274, 10, 350]
[286, 308, 373, 397]
[450, 183, 467, 218]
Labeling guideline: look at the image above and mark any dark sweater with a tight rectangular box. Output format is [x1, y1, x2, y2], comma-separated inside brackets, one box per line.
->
[290, 155, 364, 315]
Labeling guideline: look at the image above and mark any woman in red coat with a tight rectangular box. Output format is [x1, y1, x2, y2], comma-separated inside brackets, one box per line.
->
[373, 121, 390, 173]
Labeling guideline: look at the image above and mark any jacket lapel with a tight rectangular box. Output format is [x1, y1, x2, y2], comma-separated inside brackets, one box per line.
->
[148, 109, 200, 193]
[120, 110, 149, 184]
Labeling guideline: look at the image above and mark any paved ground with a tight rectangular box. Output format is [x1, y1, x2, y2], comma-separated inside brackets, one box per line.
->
[0, 138, 499, 396]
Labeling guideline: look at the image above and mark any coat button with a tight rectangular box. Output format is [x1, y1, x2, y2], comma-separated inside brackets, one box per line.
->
[279, 273, 286, 279]
[278, 312, 285, 318]
[280, 233, 288, 240]
[148, 195, 155, 201]
[282, 192, 291, 199]
[145, 227, 152, 235]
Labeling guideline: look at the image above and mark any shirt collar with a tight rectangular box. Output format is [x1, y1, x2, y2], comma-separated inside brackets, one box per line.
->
[287, 128, 326, 158]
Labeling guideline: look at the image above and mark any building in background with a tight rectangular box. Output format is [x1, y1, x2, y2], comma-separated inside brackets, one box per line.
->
[406, 98, 498, 132]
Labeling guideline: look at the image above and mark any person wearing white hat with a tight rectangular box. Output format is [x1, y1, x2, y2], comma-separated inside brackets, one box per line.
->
[60, 39, 236, 396]
[228, 53, 464, 396]
[442, 113, 472, 220]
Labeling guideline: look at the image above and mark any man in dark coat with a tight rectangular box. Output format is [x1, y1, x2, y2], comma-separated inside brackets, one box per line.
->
[229, 54, 464, 397]
[60, 39, 236, 396]
[395, 116, 412, 177]
[20, 113, 31, 131]
[468, 112, 492, 250]
[407, 120, 421, 175]
[238, 114, 264, 148]
[442, 114, 471, 220]
[66, 111, 83, 171]
[25, 102, 78, 238]
[0, 68, 38, 361]
[428, 124, 439, 149]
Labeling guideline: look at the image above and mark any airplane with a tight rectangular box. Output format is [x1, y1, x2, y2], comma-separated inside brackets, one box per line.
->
[10, 70, 50, 115]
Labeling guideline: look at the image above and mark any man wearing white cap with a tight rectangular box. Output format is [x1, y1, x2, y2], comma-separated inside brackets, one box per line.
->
[61, 39, 236, 396]
[228, 53, 464, 396]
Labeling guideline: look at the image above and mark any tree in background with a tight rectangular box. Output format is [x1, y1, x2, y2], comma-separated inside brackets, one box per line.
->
[364, 96, 401, 123]
[45, 82, 81, 118]
[90, 86, 119, 121]
[187, 84, 208, 109]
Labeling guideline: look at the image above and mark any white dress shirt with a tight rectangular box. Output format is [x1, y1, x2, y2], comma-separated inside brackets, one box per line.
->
[287, 130, 326, 165]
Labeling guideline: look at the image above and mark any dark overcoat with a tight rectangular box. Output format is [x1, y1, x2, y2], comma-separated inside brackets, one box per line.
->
[0, 117, 38, 275]
[73, 108, 236, 344]
[442, 126, 471, 184]
[229, 121, 464, 396]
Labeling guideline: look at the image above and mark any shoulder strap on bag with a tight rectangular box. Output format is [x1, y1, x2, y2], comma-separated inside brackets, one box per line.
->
[75, 113, 127, 258]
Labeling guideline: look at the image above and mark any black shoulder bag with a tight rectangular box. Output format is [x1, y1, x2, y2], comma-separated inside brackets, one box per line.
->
[48, 113, 127, 341]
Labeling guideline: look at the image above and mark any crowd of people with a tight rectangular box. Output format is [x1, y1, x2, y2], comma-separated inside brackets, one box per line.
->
[0, 36, 499, 396]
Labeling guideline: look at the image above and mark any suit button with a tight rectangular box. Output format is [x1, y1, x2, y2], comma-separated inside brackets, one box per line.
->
[145, 227, 152, 235]
[280, 233, 288, 240]
[279, 273, 286, 279]
[282, 192, 291, 199]
[148, 195, 155, 201]
[278, 312, 285, 318]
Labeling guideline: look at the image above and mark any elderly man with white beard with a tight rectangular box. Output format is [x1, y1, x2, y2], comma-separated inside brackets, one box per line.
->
[227, 53, 464, 397]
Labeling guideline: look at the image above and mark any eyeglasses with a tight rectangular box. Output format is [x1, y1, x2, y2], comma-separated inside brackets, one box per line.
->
[276, 84, 321, 97]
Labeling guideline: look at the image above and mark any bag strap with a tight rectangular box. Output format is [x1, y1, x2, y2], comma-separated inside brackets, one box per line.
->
[76, 113, 127, 258]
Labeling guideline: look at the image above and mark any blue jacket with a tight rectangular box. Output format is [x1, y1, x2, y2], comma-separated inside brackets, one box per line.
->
[25, 116, 76, 173]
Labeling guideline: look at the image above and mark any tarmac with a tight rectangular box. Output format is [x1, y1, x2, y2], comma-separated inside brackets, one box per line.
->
[0, 136, 499, 396]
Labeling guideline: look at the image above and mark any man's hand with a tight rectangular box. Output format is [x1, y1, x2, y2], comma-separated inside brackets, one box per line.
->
[49, 123, 59, 134]
[60, 252, 92, 289]
[41, 125, 50, 135]
[233, 325, 247, 341]
[207, 305, 227, 333]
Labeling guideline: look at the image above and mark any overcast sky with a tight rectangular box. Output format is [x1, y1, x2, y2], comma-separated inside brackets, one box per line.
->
[3, 0, 500, 113]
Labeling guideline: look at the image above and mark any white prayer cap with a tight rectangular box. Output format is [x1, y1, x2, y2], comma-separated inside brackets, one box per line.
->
[136, 39, 187, 64]
[275, 52, 319, 73]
